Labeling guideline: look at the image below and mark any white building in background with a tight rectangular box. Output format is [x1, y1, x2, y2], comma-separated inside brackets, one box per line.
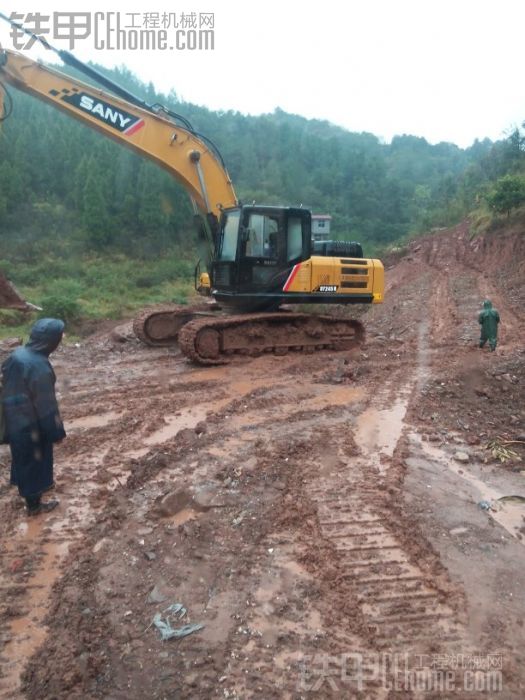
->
[311, 214, 332, 241]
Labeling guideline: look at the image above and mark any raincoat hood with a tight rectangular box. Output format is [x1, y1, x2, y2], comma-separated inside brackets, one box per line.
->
[483, 300, 492, 310]
[26, 318, 65, 356]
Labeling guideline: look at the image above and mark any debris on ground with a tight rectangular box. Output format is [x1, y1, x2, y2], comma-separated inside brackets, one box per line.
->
[152, 603, 204, 641]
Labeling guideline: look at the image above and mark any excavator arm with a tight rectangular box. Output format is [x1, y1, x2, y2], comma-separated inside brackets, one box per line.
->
[0, 48, 238, 226]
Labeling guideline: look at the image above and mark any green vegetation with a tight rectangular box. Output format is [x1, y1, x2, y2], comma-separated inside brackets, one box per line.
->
[0, 61, 523, 338]
[486, 174, 525, 216]
[0, 250, 195, 339]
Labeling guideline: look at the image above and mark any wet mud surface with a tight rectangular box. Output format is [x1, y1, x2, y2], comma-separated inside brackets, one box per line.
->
[1, 222, 524, 698]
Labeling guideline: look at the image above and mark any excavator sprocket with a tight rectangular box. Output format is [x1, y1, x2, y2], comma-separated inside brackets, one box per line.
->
[133, 303, 217, 347]
[178, 313, 365, 365]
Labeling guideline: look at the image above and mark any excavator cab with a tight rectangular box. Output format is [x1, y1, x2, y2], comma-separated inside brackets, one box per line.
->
[210, 205, 311, 311]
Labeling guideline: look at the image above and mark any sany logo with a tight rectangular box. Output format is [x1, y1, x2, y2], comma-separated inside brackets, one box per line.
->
[60, 91, 144, 135]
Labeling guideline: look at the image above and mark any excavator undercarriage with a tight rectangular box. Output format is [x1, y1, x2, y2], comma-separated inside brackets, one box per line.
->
[134, 303, 364, 365]
[179, 312, 364, 365]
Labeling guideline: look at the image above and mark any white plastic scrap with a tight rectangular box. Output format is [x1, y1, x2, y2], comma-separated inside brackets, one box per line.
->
[152, 603, 204, 641]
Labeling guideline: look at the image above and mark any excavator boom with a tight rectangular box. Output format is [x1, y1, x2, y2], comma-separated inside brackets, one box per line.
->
[0, 48, 237, 224]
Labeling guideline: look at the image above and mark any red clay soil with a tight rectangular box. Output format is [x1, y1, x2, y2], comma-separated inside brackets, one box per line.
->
[0, 220, 524, 699]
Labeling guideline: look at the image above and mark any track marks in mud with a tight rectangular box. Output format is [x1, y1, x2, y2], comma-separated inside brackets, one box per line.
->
[0, 509, 82, 695]
[311, 478, 465, 649]
[216, 332, 468, 664]
[306, 401, 466, 654]
[430, 275, 459, 347]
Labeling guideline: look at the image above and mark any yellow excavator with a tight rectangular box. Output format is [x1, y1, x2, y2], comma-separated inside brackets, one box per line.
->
[0, 17, 384, 364]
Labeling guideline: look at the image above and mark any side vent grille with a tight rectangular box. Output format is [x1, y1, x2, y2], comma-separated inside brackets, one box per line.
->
[213, 264, 231, 286]
[341, 281, 368, 289]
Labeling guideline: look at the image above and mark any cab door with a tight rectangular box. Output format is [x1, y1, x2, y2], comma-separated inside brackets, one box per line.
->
[237, 210, 284, 292]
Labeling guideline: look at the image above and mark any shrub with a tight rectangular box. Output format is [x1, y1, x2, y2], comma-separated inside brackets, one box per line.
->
[135, 275, 157, 288]
[486, 175, 525, 216]
[0, 309, 30, 327]
[38, 294, 83, 326]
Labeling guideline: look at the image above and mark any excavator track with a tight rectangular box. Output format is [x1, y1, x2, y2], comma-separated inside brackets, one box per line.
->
[178, 312, 365, 365]
[133, 303, 217, 347]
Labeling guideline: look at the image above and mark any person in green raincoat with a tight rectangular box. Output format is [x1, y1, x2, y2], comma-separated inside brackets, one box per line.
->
[478, 300, 500, 352]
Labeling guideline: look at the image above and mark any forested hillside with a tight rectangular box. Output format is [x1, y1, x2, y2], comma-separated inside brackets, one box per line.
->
[0, 64, 486, 250]
[0, 61, 523, 328]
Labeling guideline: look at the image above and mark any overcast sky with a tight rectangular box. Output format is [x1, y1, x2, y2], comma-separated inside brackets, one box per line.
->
[1, 0, 524, 148]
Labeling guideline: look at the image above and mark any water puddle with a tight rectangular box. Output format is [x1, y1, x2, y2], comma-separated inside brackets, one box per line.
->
[308, 385, 364, 410]
[127, 398, 232, 458]
[354, 391, 410, 471]
[144, 408, 209, 445]
[185, 368, 269, 397]
[415, 436, 525, 542]
[125, 376, 279, 458]
[68, 410, 122, 430]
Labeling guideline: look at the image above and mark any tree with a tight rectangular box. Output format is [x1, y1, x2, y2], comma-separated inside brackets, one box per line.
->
[486, 175, 525, 217]
[82, 170, 112, 246]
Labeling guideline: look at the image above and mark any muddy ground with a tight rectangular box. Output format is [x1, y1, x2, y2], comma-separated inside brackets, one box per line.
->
[0, 222, 524, 699]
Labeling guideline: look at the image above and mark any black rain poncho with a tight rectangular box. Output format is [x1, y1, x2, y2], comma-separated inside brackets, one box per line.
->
[1, 319, 66, 498]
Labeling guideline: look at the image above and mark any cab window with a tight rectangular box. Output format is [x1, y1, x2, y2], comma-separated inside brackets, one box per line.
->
[245, 214, 279, 259]
[287, 216, 303, 261]
[218, 209, 240, 261]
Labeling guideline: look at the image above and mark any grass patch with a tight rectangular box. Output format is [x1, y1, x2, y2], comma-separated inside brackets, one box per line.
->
[0, 249, 196, 340]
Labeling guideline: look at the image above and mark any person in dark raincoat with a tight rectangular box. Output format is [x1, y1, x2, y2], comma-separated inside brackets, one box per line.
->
[1, 318, 66, 515]
[478, 300, 500, 352]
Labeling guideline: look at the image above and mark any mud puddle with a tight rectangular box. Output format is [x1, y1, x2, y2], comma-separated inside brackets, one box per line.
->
[126, 398, 232, 458]
[67, 410, 122, 430]
[0, 459, 125, 693]
[0, 522, 70, 695]
[354, 386, 411, 471]
[125, 373, 281, 459]
[414, 435, 525, 541]
[227, 385, 365, 432]
[306, 385, 364, 409]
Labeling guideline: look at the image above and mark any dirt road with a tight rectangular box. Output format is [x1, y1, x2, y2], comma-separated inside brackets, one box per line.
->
[1, 222, 524, 698]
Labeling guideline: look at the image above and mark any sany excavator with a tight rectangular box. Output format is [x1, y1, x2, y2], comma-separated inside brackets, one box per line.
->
[0, 16, 384, 364]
